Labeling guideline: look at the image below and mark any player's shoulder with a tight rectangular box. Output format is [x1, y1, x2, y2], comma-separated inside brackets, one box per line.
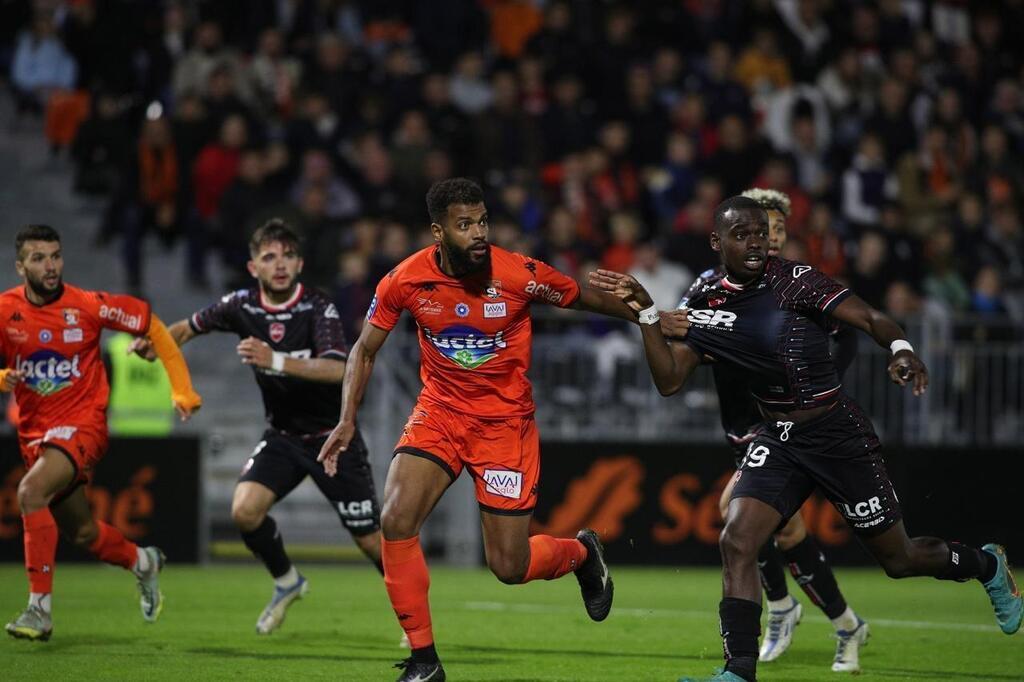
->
[765, 257, 816, 283]
[680, 266, 725, 307]
[385, 246, 437, 283]
[492, 246, 554, 282]
[299, 284, 341, 315]
[0, 285, 22, 304]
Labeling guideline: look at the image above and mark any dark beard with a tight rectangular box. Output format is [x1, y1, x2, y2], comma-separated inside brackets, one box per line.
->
[26, 275, 62, 301]
[443, 240, 490, 277]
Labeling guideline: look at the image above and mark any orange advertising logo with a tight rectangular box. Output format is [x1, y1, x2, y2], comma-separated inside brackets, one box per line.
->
[531, 456, 644, 540]
[0, 465, 157, 541]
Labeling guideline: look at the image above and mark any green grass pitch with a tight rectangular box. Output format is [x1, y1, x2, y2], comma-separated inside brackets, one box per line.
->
[1, 564, 1020, 680]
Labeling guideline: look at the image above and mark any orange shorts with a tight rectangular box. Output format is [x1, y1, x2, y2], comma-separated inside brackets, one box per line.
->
[394, 399, 539, 515]
[19, 422, 108, 487]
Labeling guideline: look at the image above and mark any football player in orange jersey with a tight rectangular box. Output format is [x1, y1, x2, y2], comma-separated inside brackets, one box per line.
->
[0, 225, 202, 641]
[318, 179, 640, 681]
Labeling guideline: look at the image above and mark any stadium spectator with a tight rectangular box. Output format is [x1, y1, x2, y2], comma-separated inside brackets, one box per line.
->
[70, 91, 130, 196]
[841, 133, 897, 231]
[629, 241, 691, 310]
[10, 10, 76, 117]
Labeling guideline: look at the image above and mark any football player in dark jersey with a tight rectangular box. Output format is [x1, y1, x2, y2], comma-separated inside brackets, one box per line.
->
[592, 196, 1021, 682]
[131, 220, 386, 636]
[663, 189, 865, 672]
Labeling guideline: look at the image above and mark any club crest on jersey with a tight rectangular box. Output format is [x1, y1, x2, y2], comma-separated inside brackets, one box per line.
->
[62, 308, 80, 326]
[6, 327, 28, 343]
[416, 297, 443, 315]
[14, 350, 82, 396]
[486, 280, 502, 299]
[708, 295, 728, 307]
[455, 302, 470, 317]
[423, 325, 506, 370]
[39, 329, 52, 343]
[269, 322, 286, 343]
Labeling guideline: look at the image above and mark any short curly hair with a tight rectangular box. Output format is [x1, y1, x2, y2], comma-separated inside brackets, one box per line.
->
[426, 177, 485, 224]
[740, 188, 791, 217]
[249, 218, 301, 257]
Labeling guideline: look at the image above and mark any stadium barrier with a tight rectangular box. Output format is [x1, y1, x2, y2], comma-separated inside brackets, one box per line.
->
[531, 442, 1022, 565]
[0, 437, 202, 563]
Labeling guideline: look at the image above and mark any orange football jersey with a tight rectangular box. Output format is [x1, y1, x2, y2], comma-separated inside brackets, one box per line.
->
[0, 284, 151, 439]
[368, 245, 580, 418]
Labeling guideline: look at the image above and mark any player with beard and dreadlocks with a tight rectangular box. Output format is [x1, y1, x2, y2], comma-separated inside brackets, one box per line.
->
[317, 178, 638, 682]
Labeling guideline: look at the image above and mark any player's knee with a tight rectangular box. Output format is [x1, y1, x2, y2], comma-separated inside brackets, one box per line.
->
[487, 552, 528, 585]
[16, 476, 47, 514]
[381, 504, 419, 540]
[231, 502, 266, 533]
[719, 522, 759, 564]
[775, 517, 806, 551]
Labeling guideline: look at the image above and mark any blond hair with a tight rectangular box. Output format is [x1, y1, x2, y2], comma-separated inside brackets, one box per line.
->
[740, 188, 791, 217]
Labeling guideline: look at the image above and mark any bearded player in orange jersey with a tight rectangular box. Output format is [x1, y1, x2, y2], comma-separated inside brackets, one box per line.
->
[1, 225, 202, 641]
[318, 178, 641, 682]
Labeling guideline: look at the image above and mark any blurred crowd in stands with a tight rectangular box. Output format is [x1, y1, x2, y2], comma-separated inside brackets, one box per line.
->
[3, 0, 1023, 341]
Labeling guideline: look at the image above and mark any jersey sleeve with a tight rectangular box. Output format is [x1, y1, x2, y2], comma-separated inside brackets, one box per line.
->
[188, 290, 244, 334]
[312, 297, 348, 360]
[92, 291, 152, 334]
[366, 270, 407, 331]
[522, 257, 581, 308]
[773, 262, 851, 315]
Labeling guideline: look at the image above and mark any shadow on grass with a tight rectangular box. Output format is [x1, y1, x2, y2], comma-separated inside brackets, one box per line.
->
[185, 646, 497, 667]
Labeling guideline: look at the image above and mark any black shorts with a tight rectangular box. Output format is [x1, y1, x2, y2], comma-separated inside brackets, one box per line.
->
[731, 397, 902, 537]
[239, 428, 381, 536]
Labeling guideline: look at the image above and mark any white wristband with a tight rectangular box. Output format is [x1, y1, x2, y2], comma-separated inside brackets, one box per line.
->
[638, 305, 660, 325]
[890, 340, 914, 355]
[271, 351, 286, 372]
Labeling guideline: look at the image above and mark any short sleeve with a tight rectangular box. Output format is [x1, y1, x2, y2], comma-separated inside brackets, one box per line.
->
[773, 262, 851, 315]
[366, 271, 407, 331]
[313, 297, 348, 360]
[189, 290, 243, 334]
[522, 257, 580, 308]
[92, 291, 152, 334]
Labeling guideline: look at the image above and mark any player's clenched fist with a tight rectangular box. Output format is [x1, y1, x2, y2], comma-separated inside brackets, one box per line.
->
[127, 336, 157, 360]
[317, 420, 355, 477]
[172, 389, 202, 421]
[237, 337, 273, 368]
[0, 368, 24, 392]
[887, 350, 929, 396]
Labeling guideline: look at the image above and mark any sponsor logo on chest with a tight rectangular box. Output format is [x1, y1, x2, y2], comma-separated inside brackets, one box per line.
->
[483, 301, 507, 318]
[687, 309, 738, 328]
[269, 322, 286, 343]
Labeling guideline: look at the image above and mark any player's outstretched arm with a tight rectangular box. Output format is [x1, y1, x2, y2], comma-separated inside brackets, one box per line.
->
[147, 315, 203, 420]
[318, 322, 390, 476]
[127, 319, 195, 360]
[831, 295, 929, 395]
[571, 285, 643, 321]
[588, 269, 702, 396]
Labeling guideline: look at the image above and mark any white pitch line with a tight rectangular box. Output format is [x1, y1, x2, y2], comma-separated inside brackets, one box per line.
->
[460, 601, 1001, 634]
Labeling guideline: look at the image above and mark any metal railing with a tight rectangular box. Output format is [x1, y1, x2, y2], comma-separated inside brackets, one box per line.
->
[363, 310, 1024, 446]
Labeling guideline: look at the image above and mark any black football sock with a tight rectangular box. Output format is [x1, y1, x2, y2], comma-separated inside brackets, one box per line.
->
[720, 597, 761, 682]
[783, 536, 848, 619]
[411, 643, 439, 664]
[938, 541, 996, 583]
[241, 515, 292, 579]
[757, 541, 789, 603]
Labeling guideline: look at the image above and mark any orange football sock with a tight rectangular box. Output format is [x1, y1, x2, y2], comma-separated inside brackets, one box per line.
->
[382, 536, 434, 649]
[89, 521, 137, 569]
[522, 535, 588, 582]
[23, 509, 58, 594]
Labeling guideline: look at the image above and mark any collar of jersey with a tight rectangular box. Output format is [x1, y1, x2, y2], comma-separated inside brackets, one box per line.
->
[21, 283, 65, 307]
[259, 283, 303, 311]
